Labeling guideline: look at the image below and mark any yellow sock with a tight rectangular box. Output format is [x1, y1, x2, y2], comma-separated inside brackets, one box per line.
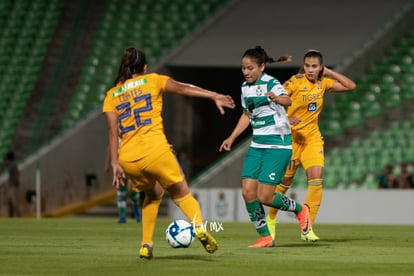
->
[268, 184, 290, 219]
[173, 193, 203, 227]
[141, 195, 163, 245]
[306, 179, 323, 224]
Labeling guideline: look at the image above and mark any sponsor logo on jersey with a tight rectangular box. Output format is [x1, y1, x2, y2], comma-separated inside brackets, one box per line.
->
[307, 102, 317, 112]
[113, 78, 148, 97]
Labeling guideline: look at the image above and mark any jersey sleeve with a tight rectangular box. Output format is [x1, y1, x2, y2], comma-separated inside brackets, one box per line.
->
[268, 78, 287, 96]
[323, 77, 336, 92]
[283, 75, 302, 96]
[156, 74, 171, 92]
[102, 90, 116, 113]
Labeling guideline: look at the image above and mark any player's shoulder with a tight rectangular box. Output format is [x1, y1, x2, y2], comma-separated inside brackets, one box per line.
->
[321, 76, 336, 83]
[283, 74, 303, 87]
[293, 74, 305, 79]
[262, 73, 281, 85]
[105, 83, 122, 98]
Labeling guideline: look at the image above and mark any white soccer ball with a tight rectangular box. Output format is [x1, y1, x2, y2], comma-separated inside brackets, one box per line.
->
[166, 219, 195, 248]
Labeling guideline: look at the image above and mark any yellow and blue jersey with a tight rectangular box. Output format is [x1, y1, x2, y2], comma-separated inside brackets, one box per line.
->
[102, 73, 170, 162]
[283, 74, 336, 139]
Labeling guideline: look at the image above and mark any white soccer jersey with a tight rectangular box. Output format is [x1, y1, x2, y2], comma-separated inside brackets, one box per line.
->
[241, 73, 291, 149]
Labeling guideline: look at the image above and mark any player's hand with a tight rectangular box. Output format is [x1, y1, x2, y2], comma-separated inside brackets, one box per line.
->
[289, 116, 301, 126]
[112, 163, 126, 188]
[265, 92, 277, 102]
[322, 66, 332, 76]
[214, 94, 235, 115]
[219, 137, 234, 152]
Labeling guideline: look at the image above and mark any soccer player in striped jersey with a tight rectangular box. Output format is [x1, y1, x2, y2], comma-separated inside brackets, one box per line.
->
[220, 46, 311, 248]
[266, 49, 356, 242]
[103, 47, 235, 259]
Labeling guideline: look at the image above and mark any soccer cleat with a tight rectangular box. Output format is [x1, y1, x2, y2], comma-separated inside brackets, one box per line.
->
[139, 244, 153, 259]
[133, 206, 142, 223]
[266, 215, 277, 240]
[296, 203, 311, 235]
[248, 236, 275, 248]
[195, 227, 218, 254]
[118, 217, 126, 224]
[301, 227, 320, 242]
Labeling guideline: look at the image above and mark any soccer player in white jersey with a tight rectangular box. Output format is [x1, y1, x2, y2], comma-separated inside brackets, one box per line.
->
[220, 46, 311, 248]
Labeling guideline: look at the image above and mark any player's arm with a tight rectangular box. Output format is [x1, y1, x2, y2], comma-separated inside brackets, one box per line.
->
[323, 67, 356, 92]
[219, 111, 250, 152]
[266, 93, 291, 107]
[165, 79, 235, 115]
[104, 111, 126, 187]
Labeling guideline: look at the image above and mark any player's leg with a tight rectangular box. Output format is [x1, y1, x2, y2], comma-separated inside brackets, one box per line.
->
[304, 166, 323, 224]
[300, 134, 324, 241]
[258, 148, 311, 237]
[266, 162, 300, 239]
[158, 145, 217, 254]
[242, 178, 274, 247]
[241, 147, 273, 247]
[139, 182, 164, 259]
[117, 185, 128, 224]
[258, 184, 311, 234]
[120, 158, 162, 259]
[266, 141, 302, 224]
[129, 186, 142, 222]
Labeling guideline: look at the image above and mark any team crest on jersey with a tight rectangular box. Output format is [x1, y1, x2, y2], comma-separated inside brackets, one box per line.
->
[317, 81, 322, 90]
[256, 85, 262, 95]
[308, 102, 317, 112]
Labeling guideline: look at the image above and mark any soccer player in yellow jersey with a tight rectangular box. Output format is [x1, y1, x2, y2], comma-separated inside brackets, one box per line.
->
[266, 49, 356, 242]
[102, 47, 235, 259]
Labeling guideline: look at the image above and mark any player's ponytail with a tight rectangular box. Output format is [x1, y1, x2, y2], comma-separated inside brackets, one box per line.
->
[113, 47, 147, 85]
[243, 46, 291, 65]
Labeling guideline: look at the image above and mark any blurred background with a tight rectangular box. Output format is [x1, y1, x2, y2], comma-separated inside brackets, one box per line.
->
[0, 0, 413, 219]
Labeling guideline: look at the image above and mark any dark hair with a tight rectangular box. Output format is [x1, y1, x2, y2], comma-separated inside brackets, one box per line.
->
[304, 49, 323, 64]
[242, 46, 291, 65]
[113, 47, 147, 85]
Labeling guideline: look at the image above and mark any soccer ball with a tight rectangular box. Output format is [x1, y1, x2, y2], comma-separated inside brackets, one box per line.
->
[166, 219, 195, 248]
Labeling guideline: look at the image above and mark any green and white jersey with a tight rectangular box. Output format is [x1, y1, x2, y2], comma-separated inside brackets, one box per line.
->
[241, 73, 291, 149]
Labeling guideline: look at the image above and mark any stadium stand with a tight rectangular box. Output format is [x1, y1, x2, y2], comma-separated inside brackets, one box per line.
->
[0, 0, 413, 217]
[0, 0, 64, 162]
[62, 0, 230, 129]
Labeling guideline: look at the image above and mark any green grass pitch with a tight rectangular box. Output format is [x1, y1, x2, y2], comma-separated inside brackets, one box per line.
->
[1, 218, 413, 276]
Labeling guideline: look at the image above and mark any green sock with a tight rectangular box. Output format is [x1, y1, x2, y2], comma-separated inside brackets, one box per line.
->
[245, 199, 270, 237]
[272, 193, 302, 213]
[129, 189, 140, 208]
[117, 186, 127, 218]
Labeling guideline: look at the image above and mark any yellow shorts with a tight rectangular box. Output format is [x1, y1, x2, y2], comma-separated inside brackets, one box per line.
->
[120, 142, 184, 192]
[284, 130, 324, 178]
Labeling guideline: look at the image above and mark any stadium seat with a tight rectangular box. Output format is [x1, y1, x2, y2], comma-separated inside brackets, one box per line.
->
[343, 101, 364, 128]
[63, 0, 231, 129]
[0, 0, 64, 157]
[383, 84, 402, 108]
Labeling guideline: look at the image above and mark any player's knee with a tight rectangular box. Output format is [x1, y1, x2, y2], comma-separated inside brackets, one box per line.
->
[257, 192, 273, 206]
[242, 188, 257, 202]
[169, 180, 194, 199]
